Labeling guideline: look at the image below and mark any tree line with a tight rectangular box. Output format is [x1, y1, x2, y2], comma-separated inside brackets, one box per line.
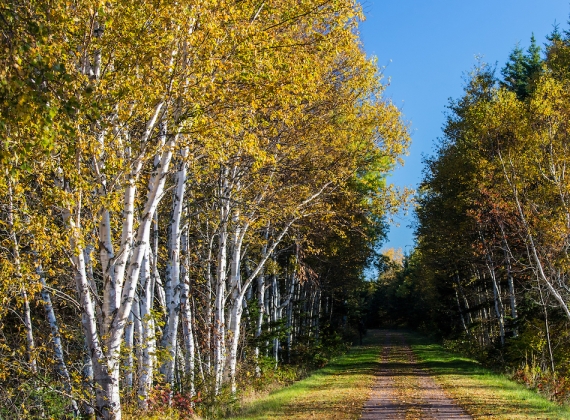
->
[372, 20, 570, 401]
[0, 0, 408, 418]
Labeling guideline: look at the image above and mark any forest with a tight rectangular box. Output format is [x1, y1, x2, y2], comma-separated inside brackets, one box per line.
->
[371, 24, 570, 405]
[0, 0, 410, 419]
[8, 0, 570, 419]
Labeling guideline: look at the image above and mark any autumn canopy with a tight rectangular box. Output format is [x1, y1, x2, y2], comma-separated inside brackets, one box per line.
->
[0, 0, 408, 418]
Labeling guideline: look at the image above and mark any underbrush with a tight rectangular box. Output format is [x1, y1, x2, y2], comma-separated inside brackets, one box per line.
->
[511, 365, 570, 404]
[442, 331, 570, 406]
[0, 331, 351, 420]
[195, 361, 307, 419]
[123, 385, 200, 420]
[0, 374, 75, 420]
[123, 332, 350, 419]
[409, 330, 570, 419]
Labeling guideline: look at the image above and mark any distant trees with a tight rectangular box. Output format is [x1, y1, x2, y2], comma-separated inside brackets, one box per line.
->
[0, 1, 408, 419]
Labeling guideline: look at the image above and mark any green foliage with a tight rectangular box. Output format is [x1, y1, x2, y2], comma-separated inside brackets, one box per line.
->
[0, 375, 72, 420]
[409, 331, 570, 419]
[232, 331, 384, 420]
[0, 0, 408, 416]
[364, 249, 451, 336]
[501, 35, 543, 99]
[380, 19, 570, 414]
[290, 332, 349, 369]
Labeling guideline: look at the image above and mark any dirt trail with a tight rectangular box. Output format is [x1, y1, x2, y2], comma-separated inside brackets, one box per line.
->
[361, 331, 472, 420]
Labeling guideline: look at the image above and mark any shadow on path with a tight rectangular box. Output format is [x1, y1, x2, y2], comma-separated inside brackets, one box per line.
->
[361, 330, 471, 420]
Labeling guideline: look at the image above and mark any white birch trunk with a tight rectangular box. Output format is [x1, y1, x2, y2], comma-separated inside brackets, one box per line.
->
[254, 228, 270, 375]
[67, 208, 118, 418]
[65, 104, 172, 419]
[538, 283, 556, 372]
[488, 265, 505, 345]
[81, 338, 95, 417]
[214, 188, 229, 394]
[179, 211, 195, 395]
[6, 178, 37, 374]
[271, 274, 280, 367]
[80, 246, 96, 416]
[505, 250, 518, 337]
[456, 289, 469, 335]
[138, 248, 155, 409]
[286, 279, 295, 363]
[161, 150, 188, 385]
[224, 218, 297, 393]
[254, 271, 266, 376]
[224, 210, 249, 389]
[311, 288, 320, 341]
[105, 127, 178, 394]
[22, 287, 36, 373]
[181, 277, 195, 396]
[499, 151, 570, 320]
[205, 227, 214, 375]
[124, 311, 135, 390]
[133, 292, 142, 391]
[152, 214, 167, 312]
[38, 264, 79, 415]
[84, 246, 103, 332]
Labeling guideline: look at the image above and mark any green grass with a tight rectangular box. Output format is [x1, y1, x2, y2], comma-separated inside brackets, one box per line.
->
[132, 330, 570, 419]
[230, 331, 385, 420]
[407, 331, 570, 419]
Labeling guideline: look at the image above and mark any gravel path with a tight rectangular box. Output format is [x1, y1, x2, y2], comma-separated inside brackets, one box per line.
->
[361, 331, 472, 420]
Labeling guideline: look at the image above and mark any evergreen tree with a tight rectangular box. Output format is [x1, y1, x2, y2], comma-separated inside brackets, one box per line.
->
[501, 35, 542, 99]
[525, 34, 542, 78]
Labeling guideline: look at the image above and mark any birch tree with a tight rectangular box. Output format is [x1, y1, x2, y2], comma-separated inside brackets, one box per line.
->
[0, 0, 410, 417]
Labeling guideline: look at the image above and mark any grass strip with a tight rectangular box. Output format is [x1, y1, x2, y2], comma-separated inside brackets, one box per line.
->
[407, 331, 570, 419]
[231, 331, 384, 420]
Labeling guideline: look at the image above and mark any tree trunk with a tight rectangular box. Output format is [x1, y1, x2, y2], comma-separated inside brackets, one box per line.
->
[538, 282, 555, 373]
[254, 227, 270, 375]
[504, 248, 518, 337]
[123, 311, 135, 390]
[204, 223, 215, 376]
[161, 152, 188, 385]
[138, 248, 155, 409]
[271, 274, 280, 368]
[38, 265, 79, 415]
[214, 168, 230, 395]
[7, 178, 37, 373]
[180, 224, 195, 396]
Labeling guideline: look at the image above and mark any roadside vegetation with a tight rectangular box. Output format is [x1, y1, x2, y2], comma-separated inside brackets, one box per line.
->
[231, 330, 382, 420]
[0, 0, 409, 418]
[226, 329, 570, 419]
[8, 0, 570, 418]
[408, 332, 570, 419]
[365, 17, 570, 409]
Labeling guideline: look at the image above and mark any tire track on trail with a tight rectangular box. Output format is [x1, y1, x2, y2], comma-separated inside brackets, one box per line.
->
[361, 330, 471, 419]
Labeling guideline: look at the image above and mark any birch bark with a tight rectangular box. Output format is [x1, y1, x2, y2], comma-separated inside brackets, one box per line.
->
[214, 167, 230, 394]
[137, 248, 155, 409]
[161, 149, 188, 385]
[38, 264, 79, 415]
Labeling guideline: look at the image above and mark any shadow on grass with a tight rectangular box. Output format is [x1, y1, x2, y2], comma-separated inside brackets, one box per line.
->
[230, 335, 385, 419]
[233, 329, 570, 419]
[401, 330, 570, 419]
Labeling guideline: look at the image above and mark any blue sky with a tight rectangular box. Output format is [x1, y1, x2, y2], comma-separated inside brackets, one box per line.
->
[359, 1, 570, 254]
